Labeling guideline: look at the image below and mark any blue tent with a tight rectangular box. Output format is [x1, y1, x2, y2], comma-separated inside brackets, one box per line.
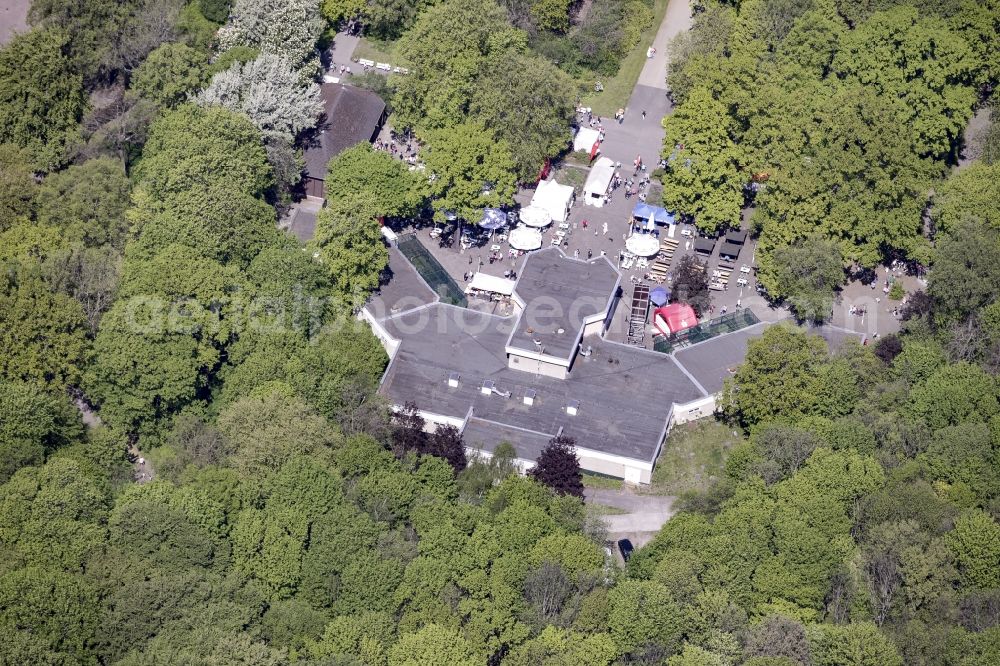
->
[650, 287, 669, 306]
[632, 202, 676, 225]
[479, 208, 506, 230]
[632, 202, 657, 220]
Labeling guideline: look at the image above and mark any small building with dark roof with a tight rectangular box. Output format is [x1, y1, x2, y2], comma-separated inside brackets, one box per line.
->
[693, 237, 716, 255]
[719, 241, 741, 261]
[725, 229, 748, 245]
[302, 83, 387, 200]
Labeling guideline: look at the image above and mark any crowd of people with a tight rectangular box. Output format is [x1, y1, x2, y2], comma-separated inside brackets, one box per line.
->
[374, 129, 420, 164]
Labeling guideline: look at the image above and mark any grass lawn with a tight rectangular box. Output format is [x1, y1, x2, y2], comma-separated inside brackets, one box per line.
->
[354, 37, 396, 64]
[589, 503, 629, 516]
[582, 471, 624, 490]
[649, 420, 743, 495]
[554, 164, 589, 196]
[579, 0, 671, 116]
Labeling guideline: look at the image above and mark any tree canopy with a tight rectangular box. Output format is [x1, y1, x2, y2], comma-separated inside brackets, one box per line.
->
[2, 0, 999, 664]
[134, 104, 273, 200]
[324, 144, 426, 220]
[0, 28, 85, 170]
[422, 121, 517, 222]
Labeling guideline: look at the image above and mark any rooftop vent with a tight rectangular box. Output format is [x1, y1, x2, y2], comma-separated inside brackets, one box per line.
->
[492, 387, 512, 399]
[481, 380, 495, 396]
[523, 389, 536, 406]
[566, 399, 580, 416]
[448, 372, 460, 388]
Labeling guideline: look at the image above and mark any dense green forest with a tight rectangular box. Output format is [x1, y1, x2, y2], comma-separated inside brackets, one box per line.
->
[1, 0, 1000, 664]
[661, 0, 1000, 307]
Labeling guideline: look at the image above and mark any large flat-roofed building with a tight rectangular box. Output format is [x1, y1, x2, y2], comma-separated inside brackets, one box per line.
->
[367, 248, 710, 483]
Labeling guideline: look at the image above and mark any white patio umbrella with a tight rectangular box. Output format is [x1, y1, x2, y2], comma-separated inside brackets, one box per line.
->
[625, 234, 660, 257]
[508, 226, 543, 251]
[519, 206, 551, 228]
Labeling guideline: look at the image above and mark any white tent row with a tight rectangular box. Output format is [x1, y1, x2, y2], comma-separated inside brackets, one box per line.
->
[465, 272, 516, 296]
[583, 157, 616, 207]
[529, 179, 575, 224]
[573, 127, 601, 154]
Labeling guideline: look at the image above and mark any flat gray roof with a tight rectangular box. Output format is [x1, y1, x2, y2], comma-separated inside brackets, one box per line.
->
[507, 248, 620, 361]
[673, 322, 770, 394]
[462, 418, 554, 462]
[365, 247, 438, 320]
[672, 320, 867, 394]
[379, 304, 704, 463]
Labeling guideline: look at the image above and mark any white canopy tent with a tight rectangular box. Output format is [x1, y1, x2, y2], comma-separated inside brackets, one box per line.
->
[519, 206, 551, 228]
[530, 179, 575, 224]
[465, 272, 516, 296]
[583, 157, 616, 207]
[625, 234, 660, 257]
[573, 127, 601, 154]
[509, 226, 543, 251]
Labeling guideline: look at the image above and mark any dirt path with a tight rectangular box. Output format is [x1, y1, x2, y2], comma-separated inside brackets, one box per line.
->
[129, 444, 155, 484]
[957, 107, 992, 169]
[73, 393, 155, 483]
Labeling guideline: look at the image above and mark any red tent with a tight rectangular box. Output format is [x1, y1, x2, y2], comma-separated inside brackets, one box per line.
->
[536, 158, 551, 184]
[653, 303, 698, 337]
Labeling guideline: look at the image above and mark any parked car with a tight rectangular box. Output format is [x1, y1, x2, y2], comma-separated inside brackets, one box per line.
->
[617, 538, 634, 562]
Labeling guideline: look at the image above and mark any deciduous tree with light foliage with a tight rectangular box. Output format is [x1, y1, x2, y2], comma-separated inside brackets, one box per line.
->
[198, 52, 323, 141]
[218, 0, 324, 71]
[313, 193, 390, 308]
[422, 121, 517, 222]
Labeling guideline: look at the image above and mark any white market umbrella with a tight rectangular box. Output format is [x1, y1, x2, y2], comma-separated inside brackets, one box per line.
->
[625, 234, 660, 257]
[519, 206, 551, 228]
[508, 226, 543, 251]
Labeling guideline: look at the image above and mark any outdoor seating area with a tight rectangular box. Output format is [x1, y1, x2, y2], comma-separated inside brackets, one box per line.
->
[464, 272, 516, 306]
[641, 236, 678, 284]
[710, 265, 731, 291]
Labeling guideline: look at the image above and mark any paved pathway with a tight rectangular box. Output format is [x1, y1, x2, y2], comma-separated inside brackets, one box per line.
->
[637, 0, 694, 90]
[0, 0, 29, 46]
[326, 33, 360, 75]
[585, 487, 677, 549]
